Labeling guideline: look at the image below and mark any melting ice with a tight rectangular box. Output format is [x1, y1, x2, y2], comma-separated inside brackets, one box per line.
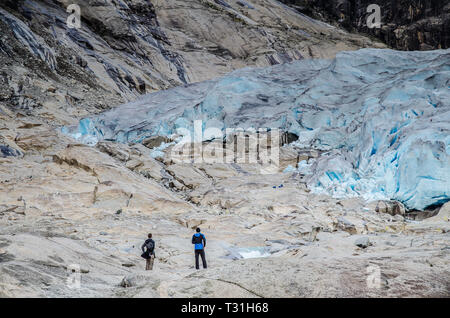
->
[226, 247, 271, 260]
[63, 48, 450, 210]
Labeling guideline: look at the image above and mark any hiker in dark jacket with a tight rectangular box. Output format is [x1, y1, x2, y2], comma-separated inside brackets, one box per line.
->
[141, 233, 155, 270]
[192, 228, 207, 270]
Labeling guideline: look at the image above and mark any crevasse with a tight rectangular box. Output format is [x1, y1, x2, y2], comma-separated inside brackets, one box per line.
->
[63, 49, 450, 210]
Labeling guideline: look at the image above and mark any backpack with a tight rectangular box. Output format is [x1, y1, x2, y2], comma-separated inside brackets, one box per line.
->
[145, 239, 155, 253]
[192, 234, 204, 244]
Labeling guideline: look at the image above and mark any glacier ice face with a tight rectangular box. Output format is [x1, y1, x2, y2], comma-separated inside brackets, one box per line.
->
[63, 48, 450, 210]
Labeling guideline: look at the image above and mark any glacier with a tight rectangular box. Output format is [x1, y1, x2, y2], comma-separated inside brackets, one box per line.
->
[63, 48, 450, 211]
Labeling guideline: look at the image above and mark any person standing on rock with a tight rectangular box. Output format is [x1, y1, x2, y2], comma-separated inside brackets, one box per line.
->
[192, 228, 207, 270]
[141, 233, 155, 270]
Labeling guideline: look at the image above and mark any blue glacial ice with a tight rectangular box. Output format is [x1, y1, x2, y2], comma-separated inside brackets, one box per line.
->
[63, 48, 450, 210]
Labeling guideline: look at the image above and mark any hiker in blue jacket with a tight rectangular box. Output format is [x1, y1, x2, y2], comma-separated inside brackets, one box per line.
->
[192, 228, 207, 269]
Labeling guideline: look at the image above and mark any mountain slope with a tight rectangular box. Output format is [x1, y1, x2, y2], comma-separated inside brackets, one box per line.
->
[0, 1, 449, 299]
[0, 0, 384, 127]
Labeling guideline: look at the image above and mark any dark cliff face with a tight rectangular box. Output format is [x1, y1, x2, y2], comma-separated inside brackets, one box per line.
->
[280, 0, 450, 50]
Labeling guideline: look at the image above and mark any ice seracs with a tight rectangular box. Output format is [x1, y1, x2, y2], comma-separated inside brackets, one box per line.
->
[64, 48, 450, 211]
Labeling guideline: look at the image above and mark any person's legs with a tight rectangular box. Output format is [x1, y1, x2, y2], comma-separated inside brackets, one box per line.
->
[195, 250, 200, 269]
[146, 257, 151, 270]
[148, 254, 155, 270]
[200, 249, 207, 269]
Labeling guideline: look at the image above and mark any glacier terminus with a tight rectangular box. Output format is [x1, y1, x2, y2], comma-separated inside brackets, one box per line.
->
[64, 48, 450, 211]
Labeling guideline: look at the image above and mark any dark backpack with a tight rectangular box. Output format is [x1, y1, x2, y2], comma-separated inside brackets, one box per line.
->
[192, 234, 203, 244]
[146, 240, 155, 253]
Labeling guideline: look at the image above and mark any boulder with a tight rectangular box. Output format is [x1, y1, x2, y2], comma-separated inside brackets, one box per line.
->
[336, 217, 357, 235]
[15, 129, 63, 152]
[0, 145, 21, 158]
[119, 274, 148, 288]
[142, 136, 172, 149]
[374, 200, 406, 216]
[354, 237, 371, 249]
[96, 141, 130, 162]
[166, 164, 212, 189]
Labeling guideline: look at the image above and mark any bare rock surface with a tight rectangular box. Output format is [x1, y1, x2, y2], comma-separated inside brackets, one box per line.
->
[0, 0, 447, 298]
[0, 0, 384, 128]
[0, 137, 448, 297]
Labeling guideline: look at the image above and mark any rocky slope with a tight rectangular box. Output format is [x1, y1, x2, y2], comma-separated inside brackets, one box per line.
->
[1, 136, 449, 297]
[0, 1, 448, 298]
[0, 0, 385, 128]
[280, 0, 450, 50]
